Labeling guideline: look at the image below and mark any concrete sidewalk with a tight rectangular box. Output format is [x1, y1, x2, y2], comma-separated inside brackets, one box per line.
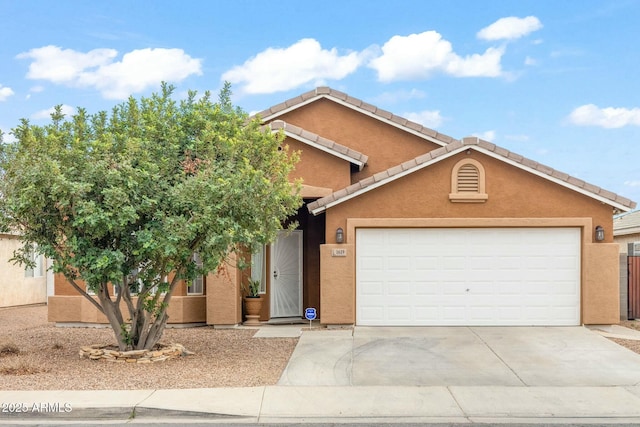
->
[4, 325, 640, 424]
[4, 386, 640, 423]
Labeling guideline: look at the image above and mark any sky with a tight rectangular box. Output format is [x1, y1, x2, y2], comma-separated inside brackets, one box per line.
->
[1, 0, 639, 206]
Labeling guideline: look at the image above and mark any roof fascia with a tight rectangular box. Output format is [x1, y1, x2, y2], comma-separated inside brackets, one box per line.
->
[472, 146, 632, 212]
[311, 145, 631, 215]
[282, 129, 366, 171]
[614, 226, 640, 237]
[310, 149, 461, 215]
[262, 94, 448, 147]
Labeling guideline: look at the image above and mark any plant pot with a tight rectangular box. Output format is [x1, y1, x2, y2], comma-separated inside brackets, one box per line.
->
[243, 296, 263, 326]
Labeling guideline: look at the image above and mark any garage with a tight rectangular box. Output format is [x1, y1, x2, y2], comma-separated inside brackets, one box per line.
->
[356, 227, 581, 326]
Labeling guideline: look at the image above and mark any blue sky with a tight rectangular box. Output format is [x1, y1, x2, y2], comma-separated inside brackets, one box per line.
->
[1, 0, 639, 205]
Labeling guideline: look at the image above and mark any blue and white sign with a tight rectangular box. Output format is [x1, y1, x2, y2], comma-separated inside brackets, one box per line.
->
[304, 307, 317, 321]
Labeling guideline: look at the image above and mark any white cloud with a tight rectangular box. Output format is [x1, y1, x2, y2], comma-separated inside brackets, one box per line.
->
[624, 181, 640, 188]
[472, 130, 496, 141]
[31, 104, 76, 120]
[222, 38, 365, 95]
[0, 85, 14, 101]
[505, 134, 530, 142]
[26, 85, 45, 100]
[373, 88, 426, 104]
[17, 45, 202, 99]
[369, 31, 503, 81]
[445, 47, 504, 78]
[568, 104, 640, 128]
[477, 16, 543, 41]
[403, 110, 443, 128]
[524, 56, 537, 66]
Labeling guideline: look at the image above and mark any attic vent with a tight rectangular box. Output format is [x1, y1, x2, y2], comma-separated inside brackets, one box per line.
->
[449, 158, 488, 203]
[457, 164, 479, 192]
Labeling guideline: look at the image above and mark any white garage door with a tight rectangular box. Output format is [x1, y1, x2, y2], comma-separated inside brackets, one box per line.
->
[356, 228, 580, 326]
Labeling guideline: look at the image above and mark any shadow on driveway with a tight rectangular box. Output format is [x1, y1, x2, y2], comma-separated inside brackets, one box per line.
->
[278, 326, 640, 386]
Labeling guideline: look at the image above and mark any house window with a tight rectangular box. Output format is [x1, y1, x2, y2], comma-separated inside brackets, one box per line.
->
[251, 245, 267, 294]
[113, 267, 167, 296]
[24, 246, 43, 278]
[449, 158, 488, 203]
[187, 253, 204, 295]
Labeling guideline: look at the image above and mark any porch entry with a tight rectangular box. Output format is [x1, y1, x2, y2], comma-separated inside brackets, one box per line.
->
[270, 230, 303, 318]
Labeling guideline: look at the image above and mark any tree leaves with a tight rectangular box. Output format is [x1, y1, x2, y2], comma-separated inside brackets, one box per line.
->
[0, 82, 301, 349]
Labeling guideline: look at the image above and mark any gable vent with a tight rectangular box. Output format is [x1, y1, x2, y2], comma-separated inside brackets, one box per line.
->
[457, 163, 479, 192]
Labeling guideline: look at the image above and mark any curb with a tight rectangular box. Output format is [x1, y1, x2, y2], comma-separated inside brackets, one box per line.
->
[0, 406, 247, 421]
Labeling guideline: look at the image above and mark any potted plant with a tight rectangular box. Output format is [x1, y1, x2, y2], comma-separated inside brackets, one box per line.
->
[243, 279, 263, 325]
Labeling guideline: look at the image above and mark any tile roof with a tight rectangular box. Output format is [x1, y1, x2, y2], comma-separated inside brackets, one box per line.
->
[614, 210, 640, 236]
[307, 136, 636, 215]
[269, 120, 368, 170]
[255, 87, 456, 147]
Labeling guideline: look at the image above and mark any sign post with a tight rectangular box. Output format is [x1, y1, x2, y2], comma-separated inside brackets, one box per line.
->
[304, 307, 317, 329]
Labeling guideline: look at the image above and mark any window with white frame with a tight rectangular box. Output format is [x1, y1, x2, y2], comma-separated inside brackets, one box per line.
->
[187, 252, 204, 295]
[24, 246, 43, 278]
[113, 267, 166, 296]
[251, 245, 267, 294]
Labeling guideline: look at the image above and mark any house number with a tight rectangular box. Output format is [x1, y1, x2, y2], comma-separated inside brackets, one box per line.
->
[332, 248, 347, 257]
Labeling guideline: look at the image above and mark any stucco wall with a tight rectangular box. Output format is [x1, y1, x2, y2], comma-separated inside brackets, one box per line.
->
[274, 98, 442, 182]
[583, 243, 620, 324]
[47, 295, 206, 324]
[324, 151, 614, 244]
[206, 255, 242, 326]
[320, 244, 355, 324]
[320, 218, 621, 326]
[286, 137, 352, 191]
[0, 234, 47, 308]
[317, 150, 619, 325]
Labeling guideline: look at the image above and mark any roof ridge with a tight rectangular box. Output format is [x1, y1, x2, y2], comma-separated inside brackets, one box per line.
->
[255, 87, 456, 146]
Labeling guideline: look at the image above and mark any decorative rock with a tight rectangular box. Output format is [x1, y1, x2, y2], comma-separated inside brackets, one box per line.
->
[79, 343, 192, 364]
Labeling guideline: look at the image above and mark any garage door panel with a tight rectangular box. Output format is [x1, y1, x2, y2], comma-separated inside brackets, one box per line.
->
[388, 281, 411, 296]
[356, 228, 580, 326]
[388, 306, 412, 321]
[359, 281, 383, 296]
[415, 256, 439, 270]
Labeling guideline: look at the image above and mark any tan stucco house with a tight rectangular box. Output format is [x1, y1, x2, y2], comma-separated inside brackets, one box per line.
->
[49, 87, 636, 326]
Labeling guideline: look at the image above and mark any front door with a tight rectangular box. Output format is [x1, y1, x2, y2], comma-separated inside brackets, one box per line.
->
[270, 230, 303, 318]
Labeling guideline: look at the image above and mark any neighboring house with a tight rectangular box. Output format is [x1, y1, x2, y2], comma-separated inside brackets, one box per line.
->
[614, 210, 640, 321]
[614, 210, 640, 254]
[48, 87, 636, 326]
[0, 233, 49, 308]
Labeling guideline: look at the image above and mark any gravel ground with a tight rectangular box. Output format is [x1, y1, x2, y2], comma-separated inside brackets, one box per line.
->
[3, 305, 640, 391]
[610, 320, 640, 355]
[0, 304, 298, 390]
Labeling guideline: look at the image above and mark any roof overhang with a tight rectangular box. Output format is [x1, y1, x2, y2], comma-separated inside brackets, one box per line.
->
[258, 88, 453, 147]
[310, 143, 635, 215]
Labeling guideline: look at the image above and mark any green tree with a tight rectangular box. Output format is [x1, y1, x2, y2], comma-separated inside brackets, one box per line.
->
[0, 83, 301, 350]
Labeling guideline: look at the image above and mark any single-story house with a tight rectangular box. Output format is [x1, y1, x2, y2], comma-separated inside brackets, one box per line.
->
[614, 210, 640, 320]
[1, 232, 51, 308]
[614, 211, 640, 254]
[48, 87, 636, 326]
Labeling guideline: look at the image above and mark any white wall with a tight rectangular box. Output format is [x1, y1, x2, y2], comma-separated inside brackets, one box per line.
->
[0, 234, 47, 307]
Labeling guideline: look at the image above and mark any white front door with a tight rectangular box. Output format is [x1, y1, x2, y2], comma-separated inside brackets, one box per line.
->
[270, 230, 303, 318]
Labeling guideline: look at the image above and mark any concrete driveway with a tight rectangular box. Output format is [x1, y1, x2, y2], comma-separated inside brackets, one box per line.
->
[278, 326, 640, 386]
